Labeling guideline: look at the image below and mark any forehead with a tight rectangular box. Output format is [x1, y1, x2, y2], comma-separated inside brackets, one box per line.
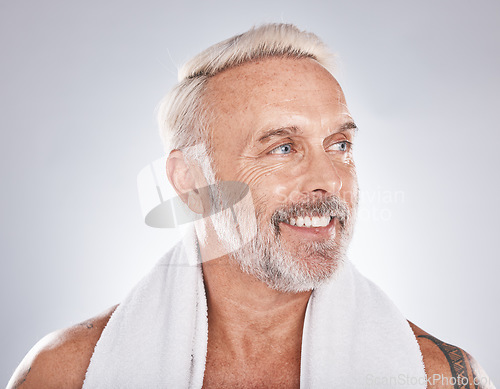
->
[204, 57, 351, 145]
[206, 56, 345, 106]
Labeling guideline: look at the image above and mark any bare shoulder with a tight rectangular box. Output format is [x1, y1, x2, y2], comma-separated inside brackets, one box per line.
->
[7, 305, 118, 389]
[408, 321, 495, 389]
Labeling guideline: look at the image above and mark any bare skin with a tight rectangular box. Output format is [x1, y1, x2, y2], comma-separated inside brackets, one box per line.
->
[7, 305, 117, 389]
[7, 307, 493, 389]
[8, 58, 494, 388]
[201, 255, 309, 388]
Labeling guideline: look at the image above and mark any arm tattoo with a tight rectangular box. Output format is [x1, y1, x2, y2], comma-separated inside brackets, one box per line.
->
[464, 351, 495, 389]
[418, 334, 474, 389]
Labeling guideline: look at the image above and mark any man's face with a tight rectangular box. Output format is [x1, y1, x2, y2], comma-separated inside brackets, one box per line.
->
[202, 57, 358, 292]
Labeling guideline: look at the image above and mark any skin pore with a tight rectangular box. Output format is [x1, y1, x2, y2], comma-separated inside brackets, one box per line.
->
[7, 56, 493, 389]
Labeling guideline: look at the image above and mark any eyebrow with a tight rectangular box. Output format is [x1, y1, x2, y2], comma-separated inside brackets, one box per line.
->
[257, 121, 358, 144]
[323, 121, 358, 146]
[338, 121, 358, 133]
[257, 126, 300, 143]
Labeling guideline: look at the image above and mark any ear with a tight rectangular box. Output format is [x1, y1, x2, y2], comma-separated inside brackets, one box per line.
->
[166, 150, 205, 215]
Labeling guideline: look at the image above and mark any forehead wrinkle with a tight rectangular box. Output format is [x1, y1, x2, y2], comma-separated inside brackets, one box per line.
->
[263, 93, 346, 108]
[263, 98, 296, 107]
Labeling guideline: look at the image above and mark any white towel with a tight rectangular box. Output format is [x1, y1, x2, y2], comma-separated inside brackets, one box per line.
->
[83, 229, 426, 388]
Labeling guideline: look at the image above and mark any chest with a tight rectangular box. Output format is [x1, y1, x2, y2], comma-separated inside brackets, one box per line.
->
[202, 345, 301, 388]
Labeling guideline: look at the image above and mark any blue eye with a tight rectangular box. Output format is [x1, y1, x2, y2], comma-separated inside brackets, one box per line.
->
[270, 143, 293, 155]
[331, 141, 350, 152]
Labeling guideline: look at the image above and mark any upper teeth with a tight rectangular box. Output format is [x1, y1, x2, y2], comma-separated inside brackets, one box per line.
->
[289, 215, 331, 227]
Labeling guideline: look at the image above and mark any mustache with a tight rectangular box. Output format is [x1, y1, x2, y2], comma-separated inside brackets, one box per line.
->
[270, 195, 351, 232]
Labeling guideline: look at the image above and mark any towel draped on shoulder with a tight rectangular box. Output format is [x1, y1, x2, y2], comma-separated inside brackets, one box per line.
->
[83, 229, 426, 388]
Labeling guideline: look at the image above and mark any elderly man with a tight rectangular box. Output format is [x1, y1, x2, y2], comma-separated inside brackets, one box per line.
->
[8, 24, 493, 388]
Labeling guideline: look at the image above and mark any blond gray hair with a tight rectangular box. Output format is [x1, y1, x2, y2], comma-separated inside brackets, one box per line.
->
[157, 23, 334, 161]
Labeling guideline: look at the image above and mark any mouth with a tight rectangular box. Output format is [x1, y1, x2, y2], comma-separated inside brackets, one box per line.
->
[276, 211, 337, 238]
[281, 214, 335, 228]
[270, 197, 349, 238]
[286, 214, 334, 228]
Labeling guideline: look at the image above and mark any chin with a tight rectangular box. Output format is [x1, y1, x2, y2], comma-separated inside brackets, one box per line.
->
[236, 238, 347, 294]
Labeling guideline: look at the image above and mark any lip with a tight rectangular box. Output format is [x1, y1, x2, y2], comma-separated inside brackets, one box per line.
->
[280, 217, 336, 240]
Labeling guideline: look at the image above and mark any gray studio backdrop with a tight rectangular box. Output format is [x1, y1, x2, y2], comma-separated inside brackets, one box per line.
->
[1, 0, 499, 384]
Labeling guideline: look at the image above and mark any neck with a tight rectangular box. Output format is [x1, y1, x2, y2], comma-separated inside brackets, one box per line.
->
[200, 242, 311, 359]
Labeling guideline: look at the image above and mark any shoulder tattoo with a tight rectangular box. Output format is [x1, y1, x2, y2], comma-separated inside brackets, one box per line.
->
[418, 334, 494, 389]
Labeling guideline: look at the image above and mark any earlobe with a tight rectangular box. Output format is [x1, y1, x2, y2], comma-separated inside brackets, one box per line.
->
[166, 150, 204, 215]
[187, 192, 204, 214]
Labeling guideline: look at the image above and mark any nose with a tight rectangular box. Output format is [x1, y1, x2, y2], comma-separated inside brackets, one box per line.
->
[298, 149, 342, 195]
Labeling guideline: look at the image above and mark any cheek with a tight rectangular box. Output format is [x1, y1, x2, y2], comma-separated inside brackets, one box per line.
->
[337, 162, 358, 205]
[227, 155, 358, 214]
[235, 167, 293, 218]
[234, 159, 310, 202]
[234, 158, 290, 189]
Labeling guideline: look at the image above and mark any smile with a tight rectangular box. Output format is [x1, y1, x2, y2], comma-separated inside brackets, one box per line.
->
[285, 214, 334, 228]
